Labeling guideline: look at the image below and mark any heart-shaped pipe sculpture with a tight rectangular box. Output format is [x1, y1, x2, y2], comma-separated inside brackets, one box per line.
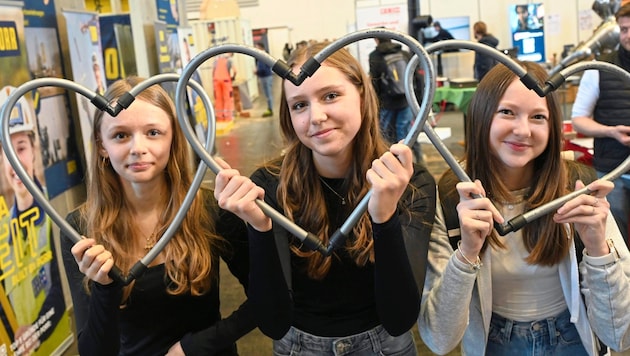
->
[174, 27, 436, 256]
[408, 39, 630, 235]
[0, 74, 214, 285]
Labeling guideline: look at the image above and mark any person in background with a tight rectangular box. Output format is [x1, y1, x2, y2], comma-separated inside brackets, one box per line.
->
[214, 42, 436, 355]
[282, 43, 293, 61]
[61, 76, 255, 355]
[472, 21, 499, 81]
[254, 42, 274, 118]
[571, 3, 630, 246]
[418, 61, 630, 355]
[213, 53, 237, 121]
[424, 22, 459, 53]
[368, 36, 423, 164]
[426, 21, 454, 42]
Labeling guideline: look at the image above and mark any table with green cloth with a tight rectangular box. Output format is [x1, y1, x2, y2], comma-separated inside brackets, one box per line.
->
[432, 86, 477, 115]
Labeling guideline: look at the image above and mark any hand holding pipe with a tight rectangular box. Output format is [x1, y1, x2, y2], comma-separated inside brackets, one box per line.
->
[174, 28, 436, 256]
[0, 74, 214, 285]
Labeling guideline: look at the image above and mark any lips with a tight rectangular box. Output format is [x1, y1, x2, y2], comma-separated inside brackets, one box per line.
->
[505, 140, 531, 151]
[127, 162, 152, 170]
[310, 128, 334, 137]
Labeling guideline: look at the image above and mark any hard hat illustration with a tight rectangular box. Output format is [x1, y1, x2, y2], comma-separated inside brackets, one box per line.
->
[0, 86, 35, 135]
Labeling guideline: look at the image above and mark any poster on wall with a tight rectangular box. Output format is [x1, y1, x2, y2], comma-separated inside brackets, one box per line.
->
[177, 27, 207, 140]
[0, 3, 74, 356]
[154, 21, 179, 99]
[100, 13, 136, 86]
[510, 3, 546, 62]
[355, 3, 409, 71]
[62, 10, 107, 170]
[24, 0, 84, 198]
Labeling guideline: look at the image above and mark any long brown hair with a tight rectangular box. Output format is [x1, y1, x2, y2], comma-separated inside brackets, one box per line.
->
[443, 61, 571, 265]
[268, 42, 390, 279]
[82, 76, 221, 300]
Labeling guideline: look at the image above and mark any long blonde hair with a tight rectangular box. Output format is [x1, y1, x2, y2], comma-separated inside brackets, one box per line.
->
[82, 76, 222, 300]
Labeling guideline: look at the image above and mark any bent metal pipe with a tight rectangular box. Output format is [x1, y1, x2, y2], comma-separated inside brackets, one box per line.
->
[174, 27, 436, 256]
[0, 74, 214, 285]
[409, 39, 630, 235]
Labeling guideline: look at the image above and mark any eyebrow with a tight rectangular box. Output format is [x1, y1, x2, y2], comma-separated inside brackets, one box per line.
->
[286, 84, 345, 101]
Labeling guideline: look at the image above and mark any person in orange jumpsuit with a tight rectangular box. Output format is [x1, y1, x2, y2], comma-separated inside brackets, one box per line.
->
[213, 53, 237, 121]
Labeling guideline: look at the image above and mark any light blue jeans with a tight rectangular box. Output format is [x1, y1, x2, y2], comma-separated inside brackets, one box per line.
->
[598, 171, 629, 245]
[273, 325, 416, 356]
[259, 75, 274, 111]
[486, 308, 589, 356]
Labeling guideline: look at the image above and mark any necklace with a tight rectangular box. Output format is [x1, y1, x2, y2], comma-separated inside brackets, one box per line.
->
[144, 225, 160, 250]
[319, 177, 346, 205]
[492, 188, 529, 210]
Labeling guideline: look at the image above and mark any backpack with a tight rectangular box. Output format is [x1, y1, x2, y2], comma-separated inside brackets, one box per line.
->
[380, 52, 408, 97]
[437, 162, 608, 355]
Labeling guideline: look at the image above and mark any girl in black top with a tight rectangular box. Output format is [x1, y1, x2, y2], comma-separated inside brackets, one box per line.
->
[214, 42, 436, 355]
[61, 77, 255, 355]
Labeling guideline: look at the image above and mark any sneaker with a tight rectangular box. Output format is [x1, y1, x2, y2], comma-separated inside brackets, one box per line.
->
[262, 109, 273, 117]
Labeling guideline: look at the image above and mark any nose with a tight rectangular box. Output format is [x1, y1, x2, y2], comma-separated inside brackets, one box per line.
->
[309, 102, 327, 125]
[512, 115, 532, 138]
[129, 135, 148, 155]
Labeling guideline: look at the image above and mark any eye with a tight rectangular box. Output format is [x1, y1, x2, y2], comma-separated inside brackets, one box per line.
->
[497, 108, 514, 116]
[531, 113, 548, 121]
[324, 92, 339, 101]
[291, 101, 307, 111]
[113, 132, 128, 140]
[148, 129, 161, 136]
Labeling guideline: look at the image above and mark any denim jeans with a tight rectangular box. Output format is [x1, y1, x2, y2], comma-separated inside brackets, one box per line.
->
[273, 325, 416, 356]
[379, 106, 413, 143]
[259, 75, 274, 111]
[486, 308, 588, 356]
[379, 106, 423, 163]
[597, 170, 629, 245]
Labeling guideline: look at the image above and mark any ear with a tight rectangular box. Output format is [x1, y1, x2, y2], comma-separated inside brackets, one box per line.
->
[97, 141, 108, 158]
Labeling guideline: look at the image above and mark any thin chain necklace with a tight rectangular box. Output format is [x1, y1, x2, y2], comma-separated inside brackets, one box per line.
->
[319, 177, 346, 205]
[144, 225, 160, 250]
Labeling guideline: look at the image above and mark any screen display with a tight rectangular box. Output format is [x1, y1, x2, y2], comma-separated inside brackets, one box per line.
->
[510, 3, 545, 63]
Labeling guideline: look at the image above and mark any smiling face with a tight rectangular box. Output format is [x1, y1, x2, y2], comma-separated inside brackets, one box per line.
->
[283, 63, 362, 171]
[98, 99, 173, 188]
[2, 131, 35, 199]
[489, 78, 550, 177]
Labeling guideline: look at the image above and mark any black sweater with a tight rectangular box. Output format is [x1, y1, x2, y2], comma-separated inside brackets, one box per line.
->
[248, 163, 436, 339]
[60, 189, 255, 355]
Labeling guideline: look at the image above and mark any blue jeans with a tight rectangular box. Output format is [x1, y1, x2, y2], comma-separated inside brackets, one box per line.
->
[486, 309, 588, 356]
[259, 75, 274, 110]
[379, 106, 413, 143]
[597, 170, 629, 245]
[273, 325, 416, 356]
[379, 106, 423, 163]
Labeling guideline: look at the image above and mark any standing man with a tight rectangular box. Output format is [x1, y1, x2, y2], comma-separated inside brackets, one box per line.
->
[369, 37, 422, 163]
[254, 42, 274, 118]
[571, 3, 630, 245]
[472, 21, 499, 81]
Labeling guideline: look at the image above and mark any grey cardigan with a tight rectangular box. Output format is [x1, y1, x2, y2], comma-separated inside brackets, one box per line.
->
[418, 198, 630, 355]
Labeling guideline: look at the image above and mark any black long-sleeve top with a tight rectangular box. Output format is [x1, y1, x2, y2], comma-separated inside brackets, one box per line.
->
[248, 163, 436, 340]
[60, 189, 255, 355]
